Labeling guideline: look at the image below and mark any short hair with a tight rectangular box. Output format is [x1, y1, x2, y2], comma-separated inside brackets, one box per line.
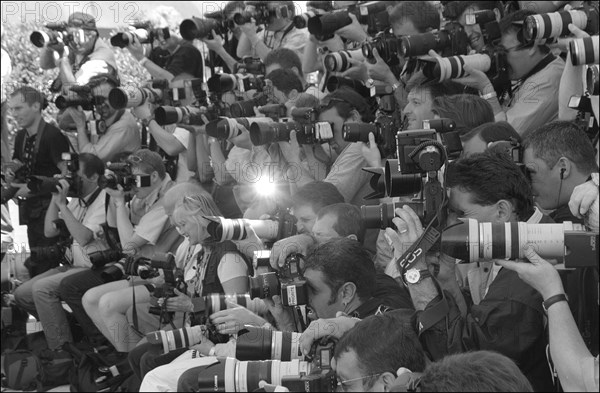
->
[320, 86, 375, 123]
[87, 73, 120, 89]
[265, 48, 304, 77]
[78, 153, 105, 179]
[10, 86, 48, 111]
[419, 351, 534, 392]
[128, 149, 167, 179]
[316, 203, 364, 242]
[446, 151, 534, 220]
[266, 69, 304, 95]
[223, 1, 246, 16]
[307, 1, 334, 12]
[522, 121, 598, 175]
[294, 92, 320, 109]
[460, 121, 521, 144]
[499, 9, 549, 53]
[432, 94, 494, 135]
[303, 238, 376, 303]
[162, 182, 209, 216]
[146, 5, 183, 31]
[443, 1, 504, 20]
[389, 1, 440, 32]
[406, 73, 479, 98]
[293, 181, 345, 212]
[334, 310, 427, 390]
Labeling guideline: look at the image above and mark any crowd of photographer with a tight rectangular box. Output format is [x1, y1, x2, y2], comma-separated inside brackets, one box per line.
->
[1, 0, 599, 392]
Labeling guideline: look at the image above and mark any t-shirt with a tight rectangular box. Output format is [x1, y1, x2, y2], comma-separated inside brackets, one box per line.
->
[325, 142, 371, 207]
[79, 110, 140, 162]
[172, 127, 194, 183]
[254, 25, 309, 58]
[164, 41, 204, 79]
[63, 188, 109, 268]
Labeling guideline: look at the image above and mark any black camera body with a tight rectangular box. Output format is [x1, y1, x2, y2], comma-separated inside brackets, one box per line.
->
[248, 252, 309, 307]
[400, 21, 469, 58]
[363, 32, 401, 66]
[249, 108, 333, 146]
[26, 152, 81, 197]
[110, 22, 171, 48]
[30, 218, 73, 263]
[281, 338, 337, 392]
[343, 115, 398, 158]
[234, 57, 265, 75]
[99, 162, 151, 192]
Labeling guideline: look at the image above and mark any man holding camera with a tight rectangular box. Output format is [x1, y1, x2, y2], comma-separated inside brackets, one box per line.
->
[6, 86, 70, 277]
[66, 73, 140, 163]
[236, 1, 309, 61]
[56, 150, 181, 350]
[385, 151, 553, 391]
[13, 153, 108, 351]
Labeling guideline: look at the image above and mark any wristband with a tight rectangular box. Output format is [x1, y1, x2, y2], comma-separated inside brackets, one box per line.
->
[139, 57, 149, 67]
[480, 91, 497, 100]
[543, 293, 568, 313]
[208, 346, 217, 356]
[391, 83, 400, 92]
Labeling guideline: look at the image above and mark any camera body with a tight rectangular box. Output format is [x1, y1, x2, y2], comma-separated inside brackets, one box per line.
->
[180, 17, 229, 41]
[30, 22, 85, 49]
[343, 115, 398, 158]
[400, 22, 469, 58]
[30, 218, 73, 263]
[248, 252, 309, 307]
[249, 108, 334, 146]
[281, 338, 337, 392]
[98, 162, 151, 192]
[26, 152, 81, 197]
[207, 73, 267, 94]
[110, 22, 171, 48]
[234, 57, 265, 75]
[362, 32, 401, 66]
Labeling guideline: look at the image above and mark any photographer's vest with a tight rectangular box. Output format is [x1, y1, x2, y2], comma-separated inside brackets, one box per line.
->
[199, 241, 253, 296]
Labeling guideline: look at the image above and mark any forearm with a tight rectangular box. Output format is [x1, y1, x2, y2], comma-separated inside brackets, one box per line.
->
[549, 301, 594, 392]
[213, 48, 239, 74]
[40, 48, 57, 70]
[302, 40, 320, 74]
[58, 59, 76, 85]
[148, 121, 185, 156]
[186, 132, 198, 172]
[58, 204, 94, 246]
[209, 142, 232, 184]
[115, 204, 136, 251]
[76, 124, 91, 151]
[44, 202, 61, 238]
[407, 259, 440, 311]
[142, 60, 175, 82]
[237, 34, 252, 58]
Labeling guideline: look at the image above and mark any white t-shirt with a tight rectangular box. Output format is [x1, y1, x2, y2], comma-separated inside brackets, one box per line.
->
[172, 127, 194, 183]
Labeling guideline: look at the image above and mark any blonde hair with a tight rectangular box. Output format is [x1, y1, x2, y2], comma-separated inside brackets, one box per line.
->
[172, 193, 222, 226]
[162, 181, 208, 216]
[145, 5, 183, 33]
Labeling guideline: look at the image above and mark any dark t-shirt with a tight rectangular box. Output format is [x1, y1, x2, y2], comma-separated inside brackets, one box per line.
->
[164, 41, 204, 79]
[12, 120, 69, 178]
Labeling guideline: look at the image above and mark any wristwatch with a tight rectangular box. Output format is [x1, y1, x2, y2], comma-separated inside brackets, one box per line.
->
[542, 293, 568, 314]
[404, 268, 432, 285]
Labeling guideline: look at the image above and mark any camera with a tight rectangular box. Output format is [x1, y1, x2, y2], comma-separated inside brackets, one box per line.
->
[400, 22, 469, 58]
[183, 356, 336, 392]
[362, 32, 401, 66]
[180, 17, 228, 40]
[26, 152, 80, 197]
[294, 10, 319, 29]
[569, 35, 599, 66]
[236, 326, 303, 361]
[54, 95, 94, 111]
[146, 325, 210, 355]
[248, 253, 308, 307]
[343, 115, 398, 158]
[89, 249, 124, 269]
[207, 73, 266, 94]
[234, 1, 283, 26]
[323, 49, 364, 73]
[205, 117, 274, 140]
[249, 108, 333, 146]
[98, 162, 151, 192]
[234, 57, 265, 75]
[361, 200, 425, 230]
[464, 9, 501, 45]
[441, 219, 599, 268]
[523, 4, 599, 42]
[205, 212, 297, 243]
[30, 218, 72, 263]
[154, 105, 217, 126]
[110, 22, 170, 48]
[30, 22, 84, 48]
[256, 104, 288, 120]
[229, 92, 271, 118]
[108, 80, 169, 110]
[307, 1, 388, 39]
[422, 51, 509, 87]
[325, 76, 371, 98]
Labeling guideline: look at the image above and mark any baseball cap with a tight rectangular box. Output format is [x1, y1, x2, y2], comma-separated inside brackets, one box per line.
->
[67, 12, 97, 30]
[127, 149, 166, 178]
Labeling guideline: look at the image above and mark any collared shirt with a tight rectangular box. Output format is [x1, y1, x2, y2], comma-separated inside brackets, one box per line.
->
[254, 25, 309, 58]
[72, 37, 117, 85]
[79, 110, 140, 162]
[63, 188, 109, 267]
[324, 143, 371, 207]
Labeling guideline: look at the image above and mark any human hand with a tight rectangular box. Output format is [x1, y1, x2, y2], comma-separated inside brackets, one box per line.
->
[269, 234, 314, 270]
[131, 100, 154, 121]
[233, 222, 265, 260]
[278, 130, 301, 164]
[339, 58, 368, 81]
[334, 13, 367, 43]
[569, 179, 599, 219]
[360, 132, 381, 167]
[210, 300, 267, 335]
[262, 295, 296, 331]
[164, 288, 194, 313]
[65, 106, 87, 131]
[202, 30, 226, 52]
[384, 205, 424, 259]
[105, 183, 126, 206]
[367, 48, 398, 85]
[189, 336, 215, 355]
[53, 178, 70, 207]
[127, 35, 146, 61]
[238, 21, 259, 41]
[496, 245, 564, 300]
[299, 312, 359, 357]
[258, 381, 290, 392]
[451, 62, 493, 93]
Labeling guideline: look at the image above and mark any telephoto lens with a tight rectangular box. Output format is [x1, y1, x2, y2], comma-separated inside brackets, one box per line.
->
[108, 86, 162, 109]
[236, 326, 303, 361]
[440, 219, 594, 263]
[307, 10, 352, 38]
[423, 53, 492, 82]
[154, 106, 208, 126]
[180, 17, 223, 40]
[249, 122, 295, 146]
[523, 5, 599, 42]
[383, 160, 423, 198]
[569, 35, 599, 66]
[248, 272, 280, 300]
[54, 96, 94, 111]
[146, 325, 209, 354]
[343, 122, 391, 144]
[325, 76, 371, 98]
[400, 22, 469, 58]
[361, 199, 427, 230]
[205, 293, 259, 315]
[205, 217, 280, 242]
[229, 94, 269, 118]
[294, 11, 318, 29]
[586, 64, 599, 95]
[362, 33, 402, 65]
[30, 30, 64, 48]
[323, 49, 364, 72]
[207, 74, 238, 93]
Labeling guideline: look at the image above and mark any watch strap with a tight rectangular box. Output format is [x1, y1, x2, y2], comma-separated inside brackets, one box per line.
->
[543, 293, 568, 313]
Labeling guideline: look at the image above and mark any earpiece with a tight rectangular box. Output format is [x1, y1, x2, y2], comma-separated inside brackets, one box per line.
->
[560, 168, 566, 180]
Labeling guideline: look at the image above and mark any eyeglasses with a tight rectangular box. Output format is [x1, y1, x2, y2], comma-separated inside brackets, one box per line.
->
[337, 373, 384, 392]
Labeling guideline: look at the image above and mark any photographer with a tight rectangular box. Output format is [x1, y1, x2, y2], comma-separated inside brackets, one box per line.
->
[451, 9, 565, 134]
[385, 152, 553, 391]
[127, 6, 203, 82]
[445, 1, 503, 53]
[459, 121, 521, 157]
[333, 310, 428, 392]
[265, 48, 317, 96]
[38, 12, 117, 90]
[497, 250, 598, 392]
[290, 181, 345, 235]
[201, 1, 246, 74]
[431, 94, 495, 134]
[56, 150, 181, 352]
[13, 153, 108, 351]
[7, 86, 70, 276]
[236, 1, 309, 60]
[366, 1, 442, 109]
[66, 73, 140, 162]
